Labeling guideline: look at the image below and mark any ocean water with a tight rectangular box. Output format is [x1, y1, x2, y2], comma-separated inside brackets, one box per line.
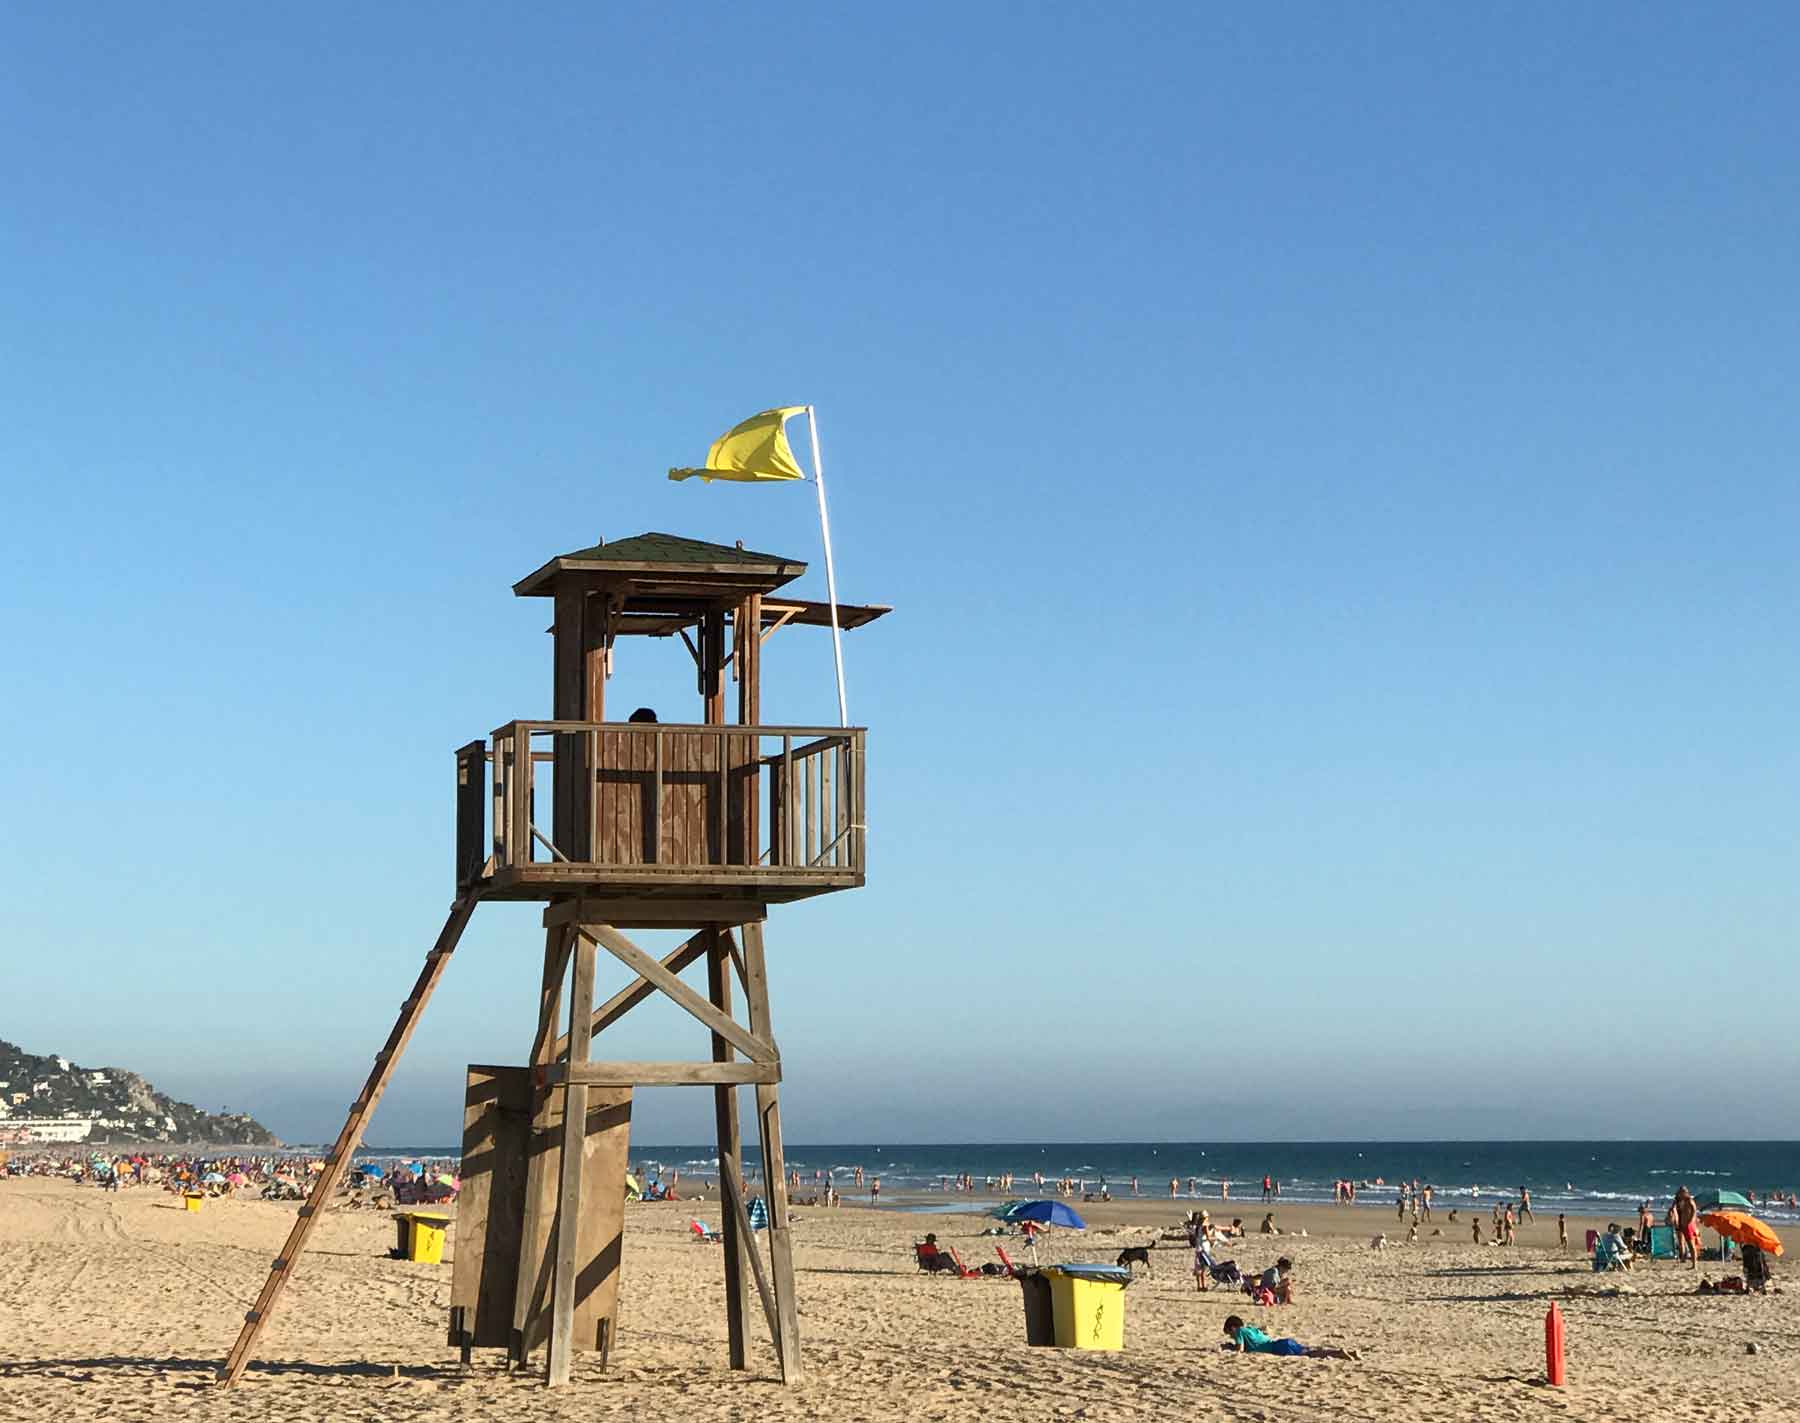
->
[356, 1140, 1800, 1219]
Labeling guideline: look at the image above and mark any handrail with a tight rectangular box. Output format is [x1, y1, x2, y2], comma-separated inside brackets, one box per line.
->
[491, 718, 861, 740]
[467, 720, 865, 883]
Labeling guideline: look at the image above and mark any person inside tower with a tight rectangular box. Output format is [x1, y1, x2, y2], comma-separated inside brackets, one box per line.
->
[628, 707, 658, 722]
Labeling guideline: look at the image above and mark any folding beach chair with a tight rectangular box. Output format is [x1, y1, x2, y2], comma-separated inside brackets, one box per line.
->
[943, 1246, 985, 1279]
[690, 1219, 721, 1244]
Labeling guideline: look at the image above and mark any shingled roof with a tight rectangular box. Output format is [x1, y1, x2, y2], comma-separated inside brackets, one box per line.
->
[513, 532, 807, 597]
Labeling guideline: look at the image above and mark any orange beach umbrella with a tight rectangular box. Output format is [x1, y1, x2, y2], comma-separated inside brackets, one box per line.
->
[1699, 1210, 1783, 1257]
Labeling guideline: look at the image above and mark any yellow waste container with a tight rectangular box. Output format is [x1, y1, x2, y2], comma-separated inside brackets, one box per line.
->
[183, 1192, 204, 1213]
[394, 1210, 452, 1264]
[1045, 1265, 1129, 1351]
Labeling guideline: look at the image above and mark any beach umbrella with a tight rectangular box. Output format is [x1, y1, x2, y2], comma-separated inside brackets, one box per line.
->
[228, 1172, 248, 1185]
[1696, 1191, 1754, 1213]
[1008, 1200, 1087, 1230]
[1699, 1210, 1782, 1257]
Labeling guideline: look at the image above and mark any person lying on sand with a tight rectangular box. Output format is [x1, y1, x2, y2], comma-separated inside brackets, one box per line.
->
[1222, 1316, 1359, 1360]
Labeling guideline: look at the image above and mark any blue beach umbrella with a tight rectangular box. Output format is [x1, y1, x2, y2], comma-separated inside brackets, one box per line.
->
[1010, 1200, 1086, 1230]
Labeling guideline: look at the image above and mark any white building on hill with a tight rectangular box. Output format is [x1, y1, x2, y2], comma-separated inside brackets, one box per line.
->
[3, 1117, 96, 1143]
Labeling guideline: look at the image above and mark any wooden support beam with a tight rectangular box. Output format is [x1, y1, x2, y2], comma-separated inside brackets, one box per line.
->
[511, 927, 572, 1366]
[725, 930, 749, 999]
[742, 921, 802, 1382]
[703, 609, 726, 724]
[545, 932, 597, 1387]
[581, 923, 774, 1064]
[542, 1060, 780, 1087]
[543, 898, 766, 929]
[757, 605, 798, 643]
[719, 1157, 783, 1353]
[709, 933, 751, 1371]
[217, 886, 484, 1387]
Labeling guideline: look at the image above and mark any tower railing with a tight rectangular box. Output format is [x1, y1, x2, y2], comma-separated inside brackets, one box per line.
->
[456, 722, 865, 892]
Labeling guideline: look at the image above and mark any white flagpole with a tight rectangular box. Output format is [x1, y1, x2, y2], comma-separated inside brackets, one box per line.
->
[804, 404, 849, 727]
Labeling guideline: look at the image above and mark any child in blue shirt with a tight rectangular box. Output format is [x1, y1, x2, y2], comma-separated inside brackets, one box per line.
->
[1223, 1316, 1360, 1360]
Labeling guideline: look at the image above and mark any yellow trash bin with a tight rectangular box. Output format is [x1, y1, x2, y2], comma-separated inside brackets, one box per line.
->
[1045, 1265, 1129, 1351]
[183, 1192, 204, 1213]
[395, 1210, 452, 1264]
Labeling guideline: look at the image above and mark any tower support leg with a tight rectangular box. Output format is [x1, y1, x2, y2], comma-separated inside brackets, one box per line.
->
[708, 928, 752, 1369]
[510, 925, 572, 1368]
[545, 928, 598, 1386]
[741, 922, 803, 1382]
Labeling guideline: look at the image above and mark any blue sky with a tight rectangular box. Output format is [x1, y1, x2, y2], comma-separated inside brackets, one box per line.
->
[3, 4, 1796, 1145]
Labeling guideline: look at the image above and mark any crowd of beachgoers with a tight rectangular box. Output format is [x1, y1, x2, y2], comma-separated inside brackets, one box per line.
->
[0, 1149, 461, 1203]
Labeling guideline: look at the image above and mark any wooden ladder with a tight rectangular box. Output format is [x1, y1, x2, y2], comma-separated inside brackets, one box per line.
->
[216, 884, 485, 1386]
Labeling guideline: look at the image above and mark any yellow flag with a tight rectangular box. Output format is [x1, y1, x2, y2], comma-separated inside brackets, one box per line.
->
[669, 406, 808, 483]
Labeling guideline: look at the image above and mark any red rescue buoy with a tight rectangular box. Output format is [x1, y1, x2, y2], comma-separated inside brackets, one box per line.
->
[1545, 1302, 1565, 1387]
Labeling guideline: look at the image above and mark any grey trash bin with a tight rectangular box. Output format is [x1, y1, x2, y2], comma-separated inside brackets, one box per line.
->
[1017, 1269, 1056, 1346]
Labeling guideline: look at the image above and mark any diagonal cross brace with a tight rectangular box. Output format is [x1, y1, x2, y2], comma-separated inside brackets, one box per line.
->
[580, 923, 775, 1064]
[551, 929, 709, 1059]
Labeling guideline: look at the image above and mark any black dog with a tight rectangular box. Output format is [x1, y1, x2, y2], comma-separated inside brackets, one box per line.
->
[1116, 1243, 1155, 1275]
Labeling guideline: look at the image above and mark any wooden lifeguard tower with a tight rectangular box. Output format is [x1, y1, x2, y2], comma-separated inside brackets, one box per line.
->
[217, 531, 887, 1388]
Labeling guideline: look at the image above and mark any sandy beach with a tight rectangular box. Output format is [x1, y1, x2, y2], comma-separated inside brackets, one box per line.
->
[2, 1176, 1794, 1422]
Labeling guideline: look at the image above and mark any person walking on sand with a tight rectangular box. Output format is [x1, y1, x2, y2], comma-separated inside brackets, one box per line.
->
[1519, 1186, 1534, 1223]
[1421, 1183, 1433, 1220]
[1170, 1177, 1179, 1198]
[1263, 1174, 1273, 1202]
[1674, 1186, 1700, 1269]
[1559, 1214, 1569, 1251]
[1191, 1210, 1219, 1292]
[870, 1176, 881, 1203]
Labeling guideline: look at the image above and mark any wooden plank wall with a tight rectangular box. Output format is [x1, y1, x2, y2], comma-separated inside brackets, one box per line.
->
[513, 1085, 634, 1356]
[593, 731, 757, 868]
[450, 1065, 533, 1349]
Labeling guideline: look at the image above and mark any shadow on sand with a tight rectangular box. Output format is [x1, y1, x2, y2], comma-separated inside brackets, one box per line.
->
[0, 1355, 469, 1388]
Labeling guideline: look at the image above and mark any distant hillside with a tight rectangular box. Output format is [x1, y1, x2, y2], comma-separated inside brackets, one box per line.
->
[0, 1039, 280, 1146]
